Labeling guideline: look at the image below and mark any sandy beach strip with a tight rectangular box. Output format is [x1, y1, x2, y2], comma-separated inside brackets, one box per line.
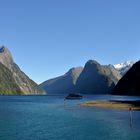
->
[81, 100, 140, 110]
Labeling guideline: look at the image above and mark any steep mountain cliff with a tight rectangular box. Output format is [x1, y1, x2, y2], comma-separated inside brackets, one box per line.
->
[39, 67, 83, 94]
[0, 46, 44, 94]
[76, 60, 121, 94]
[0, 62, 23, 94]
[112, 60, 140, 95]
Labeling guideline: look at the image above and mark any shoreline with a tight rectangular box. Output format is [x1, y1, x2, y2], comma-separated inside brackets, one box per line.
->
[81, 100, 140, 110]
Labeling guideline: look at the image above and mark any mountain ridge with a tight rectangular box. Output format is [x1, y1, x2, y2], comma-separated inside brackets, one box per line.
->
[40, 60, 121, 94]
[113, 60, 134, 75]
[0, 46, 44, 94]
[39, 67, 83, 94]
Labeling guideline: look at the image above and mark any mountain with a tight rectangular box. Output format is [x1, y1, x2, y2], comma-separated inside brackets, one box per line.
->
[113, 60, 134, 76]
[39, 67, 83, 94]
[0, 46, 44, 94]
[40, 60, 122, 95]
[112, 60, 140, 95]
[75, 60, 121, 94]
[0, 62, 23, 94]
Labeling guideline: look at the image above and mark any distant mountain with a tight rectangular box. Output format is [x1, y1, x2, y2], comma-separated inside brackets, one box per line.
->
[112, 60, 140, 95]
[113, 60, 134, 76]
[40, 60, 122, 95]
[0, 46, 44, 94]
[39, 67, 83, 94]
[75, 60, 121, 94]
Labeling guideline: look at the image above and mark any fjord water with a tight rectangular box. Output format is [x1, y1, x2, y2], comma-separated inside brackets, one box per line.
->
[0, 95, 140, 140]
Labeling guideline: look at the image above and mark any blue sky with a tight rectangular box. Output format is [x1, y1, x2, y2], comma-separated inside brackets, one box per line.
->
[0, 0, 140, 83]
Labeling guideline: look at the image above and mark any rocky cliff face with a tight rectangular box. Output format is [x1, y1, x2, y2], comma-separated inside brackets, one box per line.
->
[39, 67, 83, 94]
[0, 62, 23, 95]
[112, 60, 140, 95]
[75, 60, 121, 94]
[0, 46, 44, 94]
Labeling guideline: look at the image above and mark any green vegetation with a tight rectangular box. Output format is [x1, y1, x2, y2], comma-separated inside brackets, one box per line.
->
[0, 63, 23, 95]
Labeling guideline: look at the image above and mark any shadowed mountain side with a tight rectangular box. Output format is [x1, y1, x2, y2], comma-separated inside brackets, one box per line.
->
[39, 67, 83, 94]
[75, 60, 121, 94]
[112, 60, 140, 95]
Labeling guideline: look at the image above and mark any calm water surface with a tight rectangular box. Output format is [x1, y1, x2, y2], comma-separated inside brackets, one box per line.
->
[0, 95, 140, 140]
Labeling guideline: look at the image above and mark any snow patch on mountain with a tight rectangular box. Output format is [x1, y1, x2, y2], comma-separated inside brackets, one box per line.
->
[113, 60, 135, 76]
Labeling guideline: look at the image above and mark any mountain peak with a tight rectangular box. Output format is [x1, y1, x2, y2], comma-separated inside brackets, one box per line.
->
[40, 67, 83, 94]
[66, 67, 83, 74]
[86, 60, 99, 65]
[76, 60, 121, 94]
[0, 46, 14, 69]
[114, 60, 134, 70]
[0, 45, 44, 94]
[113, 60, 135, 76]
[0, 46, 5, 53]
[0, 46, 11, 53]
